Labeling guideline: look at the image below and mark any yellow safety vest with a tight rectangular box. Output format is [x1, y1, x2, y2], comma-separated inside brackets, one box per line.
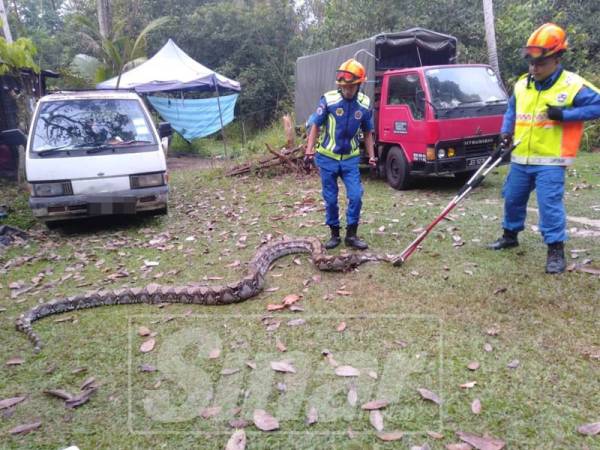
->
[512, 70, 595, 165]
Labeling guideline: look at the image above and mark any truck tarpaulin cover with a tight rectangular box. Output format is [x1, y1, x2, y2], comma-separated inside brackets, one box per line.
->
[295, 28, 457, 125]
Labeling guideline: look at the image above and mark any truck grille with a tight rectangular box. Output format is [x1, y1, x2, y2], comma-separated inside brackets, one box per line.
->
[463, 137, 496, 156]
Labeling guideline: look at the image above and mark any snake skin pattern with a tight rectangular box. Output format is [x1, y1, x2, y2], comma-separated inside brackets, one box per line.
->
[16, 237, 392, 352]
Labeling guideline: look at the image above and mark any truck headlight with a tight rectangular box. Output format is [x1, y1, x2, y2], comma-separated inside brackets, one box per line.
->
[130, 172, 165, 189]
[437, 148, 446, 159]
[32, 181, 73, 197]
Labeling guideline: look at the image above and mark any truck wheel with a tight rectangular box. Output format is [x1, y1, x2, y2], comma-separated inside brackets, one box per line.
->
[454, 170, 477, 185]
[385, 146, 411, 190]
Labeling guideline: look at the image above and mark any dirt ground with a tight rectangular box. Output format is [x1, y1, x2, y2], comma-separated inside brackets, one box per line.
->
[166, 154, 224, 171]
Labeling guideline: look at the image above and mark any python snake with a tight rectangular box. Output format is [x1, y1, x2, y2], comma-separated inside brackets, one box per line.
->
[16, 237, 393, 352]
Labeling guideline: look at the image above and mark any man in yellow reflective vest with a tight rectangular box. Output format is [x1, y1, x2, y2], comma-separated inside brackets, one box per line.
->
[305, 58, 377, 250]
[488, 23, 600, 273]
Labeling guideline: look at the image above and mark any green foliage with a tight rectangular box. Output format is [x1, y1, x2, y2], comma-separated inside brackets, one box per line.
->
[0, 37, 39, 75]
[70, 15, 169, 84]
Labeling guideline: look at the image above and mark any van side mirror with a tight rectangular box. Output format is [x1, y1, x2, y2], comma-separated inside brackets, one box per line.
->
[158, 122, 172, 138]
[0, 129, 27, 146]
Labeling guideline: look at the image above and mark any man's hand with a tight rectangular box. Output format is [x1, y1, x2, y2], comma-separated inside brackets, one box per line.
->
[368, 156, 378, 168]
[303, 150, 315, 171]
[499, 132, 512, 150]
[547, 104, 564, 121]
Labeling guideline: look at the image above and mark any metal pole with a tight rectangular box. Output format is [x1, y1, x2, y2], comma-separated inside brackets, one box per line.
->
[213, 75, 228, 159]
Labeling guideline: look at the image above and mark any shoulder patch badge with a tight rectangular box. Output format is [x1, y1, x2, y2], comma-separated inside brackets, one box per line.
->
[316, 106, 324, 115]
[354, 110, 362, 120]
[556, 93, 567, 104]
[335, 108, 344, 116]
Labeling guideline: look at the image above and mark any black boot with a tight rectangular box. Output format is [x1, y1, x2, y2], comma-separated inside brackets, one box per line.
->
[325, 226, 341, 249]
[344, 224, 368, 250]
[546, 242, 566, 274]
[488, 229, 519, 250]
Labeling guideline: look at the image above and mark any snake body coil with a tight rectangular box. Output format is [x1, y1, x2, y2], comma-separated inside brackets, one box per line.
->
[16, 237, 390, 352]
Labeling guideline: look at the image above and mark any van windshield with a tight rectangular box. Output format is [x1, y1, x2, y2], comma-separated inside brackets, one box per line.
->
[425, 66, 507, 110]
[31, 99, 157, 152]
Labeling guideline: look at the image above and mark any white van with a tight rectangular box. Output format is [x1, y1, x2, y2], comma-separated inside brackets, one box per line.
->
[26, 90, 172, 226]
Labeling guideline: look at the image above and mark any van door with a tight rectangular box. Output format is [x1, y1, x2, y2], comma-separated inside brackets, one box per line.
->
[379, 73, 428, 159]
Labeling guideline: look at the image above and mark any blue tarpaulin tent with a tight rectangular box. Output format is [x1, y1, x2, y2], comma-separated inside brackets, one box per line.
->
[97, 39, 241, 142]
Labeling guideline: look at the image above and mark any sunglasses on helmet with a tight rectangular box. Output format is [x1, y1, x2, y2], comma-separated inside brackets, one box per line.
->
[336, 70, 360, 84]
[522, 45, 555, 61]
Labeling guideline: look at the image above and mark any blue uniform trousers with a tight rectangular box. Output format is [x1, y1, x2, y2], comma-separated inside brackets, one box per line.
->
[502, 163, 567, 244]
[315, 153, 363, 227]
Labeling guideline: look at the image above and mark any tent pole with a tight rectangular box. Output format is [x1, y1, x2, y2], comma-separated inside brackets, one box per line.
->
[213, 75, 228, 159]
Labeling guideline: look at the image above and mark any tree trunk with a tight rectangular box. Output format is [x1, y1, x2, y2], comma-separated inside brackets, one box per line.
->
[482, 0, 500, 77]
[0, 0, 13, 43]
[97, 0, 112, 39]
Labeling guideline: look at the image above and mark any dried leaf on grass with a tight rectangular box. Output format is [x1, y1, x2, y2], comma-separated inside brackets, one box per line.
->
[337, 321, 347, 332]
[460, 381, 477, 389]
[0, 396, 26, 410]
[467, 361, 480, 371]
[471, 398, 482, 414]
[140, 338, 156, 353]
[457, 431, 505, 450]
[335, 365, 360, 377]
[341, 384, 355, 408]
[427, 431, 444, 439]
[6, 356, 24, 366]
[253, 409, 279, 431]
[369, 410, 384, 431]
[418, 388, 442, 405]
[446, 444, 473, 450]
[282, 294, 301, 305]
[200, 406, 221, 419]
[577, 421, 600, 435]
[507, 359, 520, 369]
[270, 361, 296, 373]
[225, 429, 246, 450]
[44, 389, 73, 401]
[65, 387, 97, 408]
[361, 399, 389, 410]
[9, 421, 41, 435]
[138, 326, 151, 336]
[376, 431, 404, 441]
[306, 406, 318, 425]
[208, 348, 221, 359]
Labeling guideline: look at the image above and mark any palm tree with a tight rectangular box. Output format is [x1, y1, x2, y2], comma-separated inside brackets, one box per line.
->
[482, 0, 500, 76]
[70, 15, 169, 85]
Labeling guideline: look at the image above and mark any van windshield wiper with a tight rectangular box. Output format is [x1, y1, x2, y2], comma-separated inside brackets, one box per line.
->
[85, 145, 114, 154]
[37, 146, 71, 157]
[109, 139, 153, 146]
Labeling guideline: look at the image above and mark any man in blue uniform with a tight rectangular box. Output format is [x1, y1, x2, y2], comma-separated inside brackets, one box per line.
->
[304, 58, 377, 250]
[488, 23, 600, 273]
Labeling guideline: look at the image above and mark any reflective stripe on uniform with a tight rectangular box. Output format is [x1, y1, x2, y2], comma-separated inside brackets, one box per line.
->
[511, 155, 576, 165]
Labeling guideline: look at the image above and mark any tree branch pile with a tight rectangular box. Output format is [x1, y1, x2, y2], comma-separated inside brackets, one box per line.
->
[226, 115, 311, 177]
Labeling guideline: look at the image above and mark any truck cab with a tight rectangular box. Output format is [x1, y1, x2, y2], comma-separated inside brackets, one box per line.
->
[377, 64, 507, 189]
[295, 28, 509, 190]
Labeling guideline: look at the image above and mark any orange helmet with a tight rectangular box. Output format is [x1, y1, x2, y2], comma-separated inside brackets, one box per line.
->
[336, 58, 366, 85]
[523, 23, 568, 61]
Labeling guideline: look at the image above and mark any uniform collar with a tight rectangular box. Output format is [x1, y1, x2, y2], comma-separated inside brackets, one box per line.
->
[534, 65, 563, 91]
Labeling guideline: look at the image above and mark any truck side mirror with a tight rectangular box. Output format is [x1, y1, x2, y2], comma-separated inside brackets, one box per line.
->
[158, 122, 172, 138]
[0, 129, 27, 146]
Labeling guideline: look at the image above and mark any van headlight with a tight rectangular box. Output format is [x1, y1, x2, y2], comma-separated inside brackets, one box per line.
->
[31, 181, 73, 197]
[130, 172, 166, 189]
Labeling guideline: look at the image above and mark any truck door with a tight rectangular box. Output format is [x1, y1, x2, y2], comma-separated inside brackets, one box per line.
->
[379, 73, 428, 159]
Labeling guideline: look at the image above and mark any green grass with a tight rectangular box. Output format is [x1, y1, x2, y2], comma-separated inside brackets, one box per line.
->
[1, 153, 599, 449]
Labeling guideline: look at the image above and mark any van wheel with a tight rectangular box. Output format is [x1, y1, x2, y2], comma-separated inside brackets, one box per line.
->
[45, 221, 63, 230]
[154, 206, 168, 216]
[385, 146, 411, 190]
